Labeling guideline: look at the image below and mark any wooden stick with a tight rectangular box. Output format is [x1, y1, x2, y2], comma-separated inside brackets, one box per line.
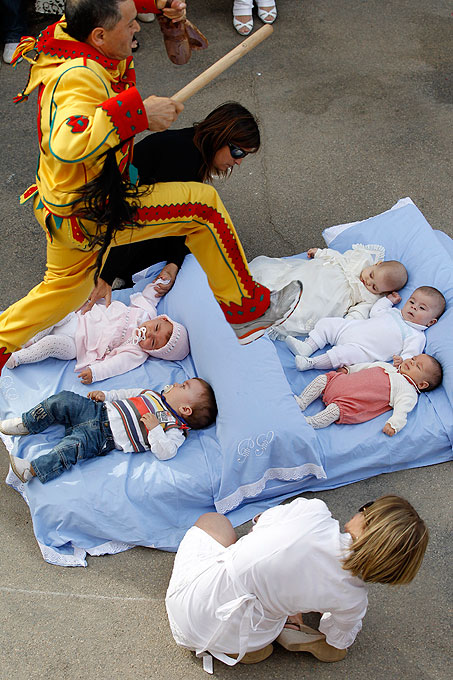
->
[172, 25, 273, 103]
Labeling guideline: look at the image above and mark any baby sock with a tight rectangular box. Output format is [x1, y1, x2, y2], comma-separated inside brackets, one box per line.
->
[305, 403, 341, 429]
[295, 353, 333, 372]
[10, 335, 76, 366]
[286, 336, 318, 357]
[295, 374, 328, 411]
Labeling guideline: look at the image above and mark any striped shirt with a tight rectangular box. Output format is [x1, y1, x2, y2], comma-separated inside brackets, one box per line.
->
[104, 387, 188, 460]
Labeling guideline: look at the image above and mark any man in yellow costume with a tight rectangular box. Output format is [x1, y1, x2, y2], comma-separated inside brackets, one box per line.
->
[0, 0, 302, 374]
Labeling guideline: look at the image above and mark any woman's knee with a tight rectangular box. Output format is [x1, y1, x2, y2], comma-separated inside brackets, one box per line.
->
[194, 512, 237, 547]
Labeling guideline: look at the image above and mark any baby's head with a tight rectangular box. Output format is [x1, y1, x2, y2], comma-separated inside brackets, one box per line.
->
[360, 260, 408, 295]
[137, 315, 190, 360]
[401, 286, 446, 327]
[398, 354, 443, 392]
[163, 378, 218, 429]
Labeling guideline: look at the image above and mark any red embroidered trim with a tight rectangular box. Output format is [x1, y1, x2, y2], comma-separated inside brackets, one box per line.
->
[21, 184, 38, 201]
[118, 140, 134, 176]
[36, 21, 122, 71]
[219, 284, 270, 322]
[66, 115, 89, 133]
[0, 348, 12, 374]
[135, 202, 271, 322]
[124, 56, 137, 86]
[134, 1, 161, 13]
[69, 217, 86, 244]
[100, 86, 148, 141]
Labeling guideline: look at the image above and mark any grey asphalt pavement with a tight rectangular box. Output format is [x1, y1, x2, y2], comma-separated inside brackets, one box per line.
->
[0, 2, 452, 679]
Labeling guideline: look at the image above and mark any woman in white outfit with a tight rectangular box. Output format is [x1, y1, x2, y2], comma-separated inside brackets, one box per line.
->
[165, 495, 428, 672]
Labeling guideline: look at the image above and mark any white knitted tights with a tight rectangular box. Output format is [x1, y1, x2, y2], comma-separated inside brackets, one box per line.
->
[305, 403, 341, 429]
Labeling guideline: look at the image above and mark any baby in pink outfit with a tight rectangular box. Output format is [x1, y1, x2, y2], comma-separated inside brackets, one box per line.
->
[5, 280, 189, 384]
[295, 354, 442, 436]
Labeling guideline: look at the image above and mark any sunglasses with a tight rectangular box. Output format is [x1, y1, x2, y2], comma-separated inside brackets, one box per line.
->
[359, 501, 374, 519]
[228, 143, 248, 160]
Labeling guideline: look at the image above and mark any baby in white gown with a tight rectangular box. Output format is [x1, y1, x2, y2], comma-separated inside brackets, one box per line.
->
[249, 244, 407, 337]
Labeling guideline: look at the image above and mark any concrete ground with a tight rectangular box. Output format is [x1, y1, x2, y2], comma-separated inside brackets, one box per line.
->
[0, 1, 452, 678]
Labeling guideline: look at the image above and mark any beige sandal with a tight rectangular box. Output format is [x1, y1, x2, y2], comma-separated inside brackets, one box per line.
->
[276, 626, 347, 662]
[227, 643, 274, 664]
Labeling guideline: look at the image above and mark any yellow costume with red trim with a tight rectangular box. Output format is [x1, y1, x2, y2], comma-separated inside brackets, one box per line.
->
[0, 14, 270, 372]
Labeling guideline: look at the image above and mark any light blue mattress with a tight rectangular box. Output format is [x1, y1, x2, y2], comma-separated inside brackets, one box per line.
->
[1, 198, 451, 566]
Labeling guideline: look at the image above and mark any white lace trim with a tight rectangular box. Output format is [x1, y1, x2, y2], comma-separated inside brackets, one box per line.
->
[87, 541, 134, 556]
[38, 542, 88, 567]
[215, 463, 326, 514]
[5, 467, 30, 504]
[5, 465, 132, 566]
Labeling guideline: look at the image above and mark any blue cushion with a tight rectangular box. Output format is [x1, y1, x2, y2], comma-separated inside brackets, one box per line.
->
[1, 199, 451, 566]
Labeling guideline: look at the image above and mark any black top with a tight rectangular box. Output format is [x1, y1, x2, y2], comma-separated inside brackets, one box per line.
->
[100, 127, 203, 287]
[133, 126, 203, 184]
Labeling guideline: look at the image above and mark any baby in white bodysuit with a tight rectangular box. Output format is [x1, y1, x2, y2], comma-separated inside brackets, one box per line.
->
[287, 286, 446, 372]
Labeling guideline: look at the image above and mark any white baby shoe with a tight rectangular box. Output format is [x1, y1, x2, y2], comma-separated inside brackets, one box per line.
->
[286, 336, 313, 357]
[9, 455, 34, 483]
[0, 417, 29, 436]
[295, 356, 314, 371]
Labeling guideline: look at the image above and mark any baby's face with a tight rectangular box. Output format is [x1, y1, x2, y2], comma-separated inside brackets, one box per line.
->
[399, 355, 432, 390]
[138, 318, 173, 351]
[163, 379, 204, 412]
[401, 291, 438, 327]
[360, 263, 388, 294]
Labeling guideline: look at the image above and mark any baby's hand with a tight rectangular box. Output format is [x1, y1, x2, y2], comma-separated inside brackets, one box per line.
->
[141, 413, 159, 431]
[78, 368, 93, 384]
[307, 248, 318, 259]
[336, 366, 348, 374]
[87, 391, 105, 402]
[387, 291, 401, 305]
[152, 262, 179, 297]
[393, 355, 403, 368]
[383, 423, 396, 436]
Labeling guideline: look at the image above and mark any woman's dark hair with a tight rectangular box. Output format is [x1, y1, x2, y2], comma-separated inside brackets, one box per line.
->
[73, 102, 260, 282]
[72, 140, 148, 284]
[193, 102, 260, 182]
[64, 0, 123, 42]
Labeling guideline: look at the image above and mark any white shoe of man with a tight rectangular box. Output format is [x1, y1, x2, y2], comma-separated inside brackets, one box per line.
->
[137, 13, 156, 22]
[2, 42, 20, 64]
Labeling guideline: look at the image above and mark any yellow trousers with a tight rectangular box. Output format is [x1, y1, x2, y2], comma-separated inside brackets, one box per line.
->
[0, 181, 270, 370]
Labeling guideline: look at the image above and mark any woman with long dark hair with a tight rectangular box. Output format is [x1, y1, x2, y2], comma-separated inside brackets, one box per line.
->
[84, 102, 261, 310]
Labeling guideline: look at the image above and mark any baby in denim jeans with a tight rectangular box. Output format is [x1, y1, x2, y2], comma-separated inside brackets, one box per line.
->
[0, 379, 217, 484]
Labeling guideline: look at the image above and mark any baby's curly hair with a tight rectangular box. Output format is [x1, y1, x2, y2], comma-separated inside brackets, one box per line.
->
[185, 379, 218, 430]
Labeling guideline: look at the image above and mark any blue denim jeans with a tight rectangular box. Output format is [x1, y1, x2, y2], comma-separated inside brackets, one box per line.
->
[22, 391, 115, 484]
[1, 0, 27, 42]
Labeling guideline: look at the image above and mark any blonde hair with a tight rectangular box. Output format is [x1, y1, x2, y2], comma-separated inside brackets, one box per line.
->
[343, 496, 428, 584]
